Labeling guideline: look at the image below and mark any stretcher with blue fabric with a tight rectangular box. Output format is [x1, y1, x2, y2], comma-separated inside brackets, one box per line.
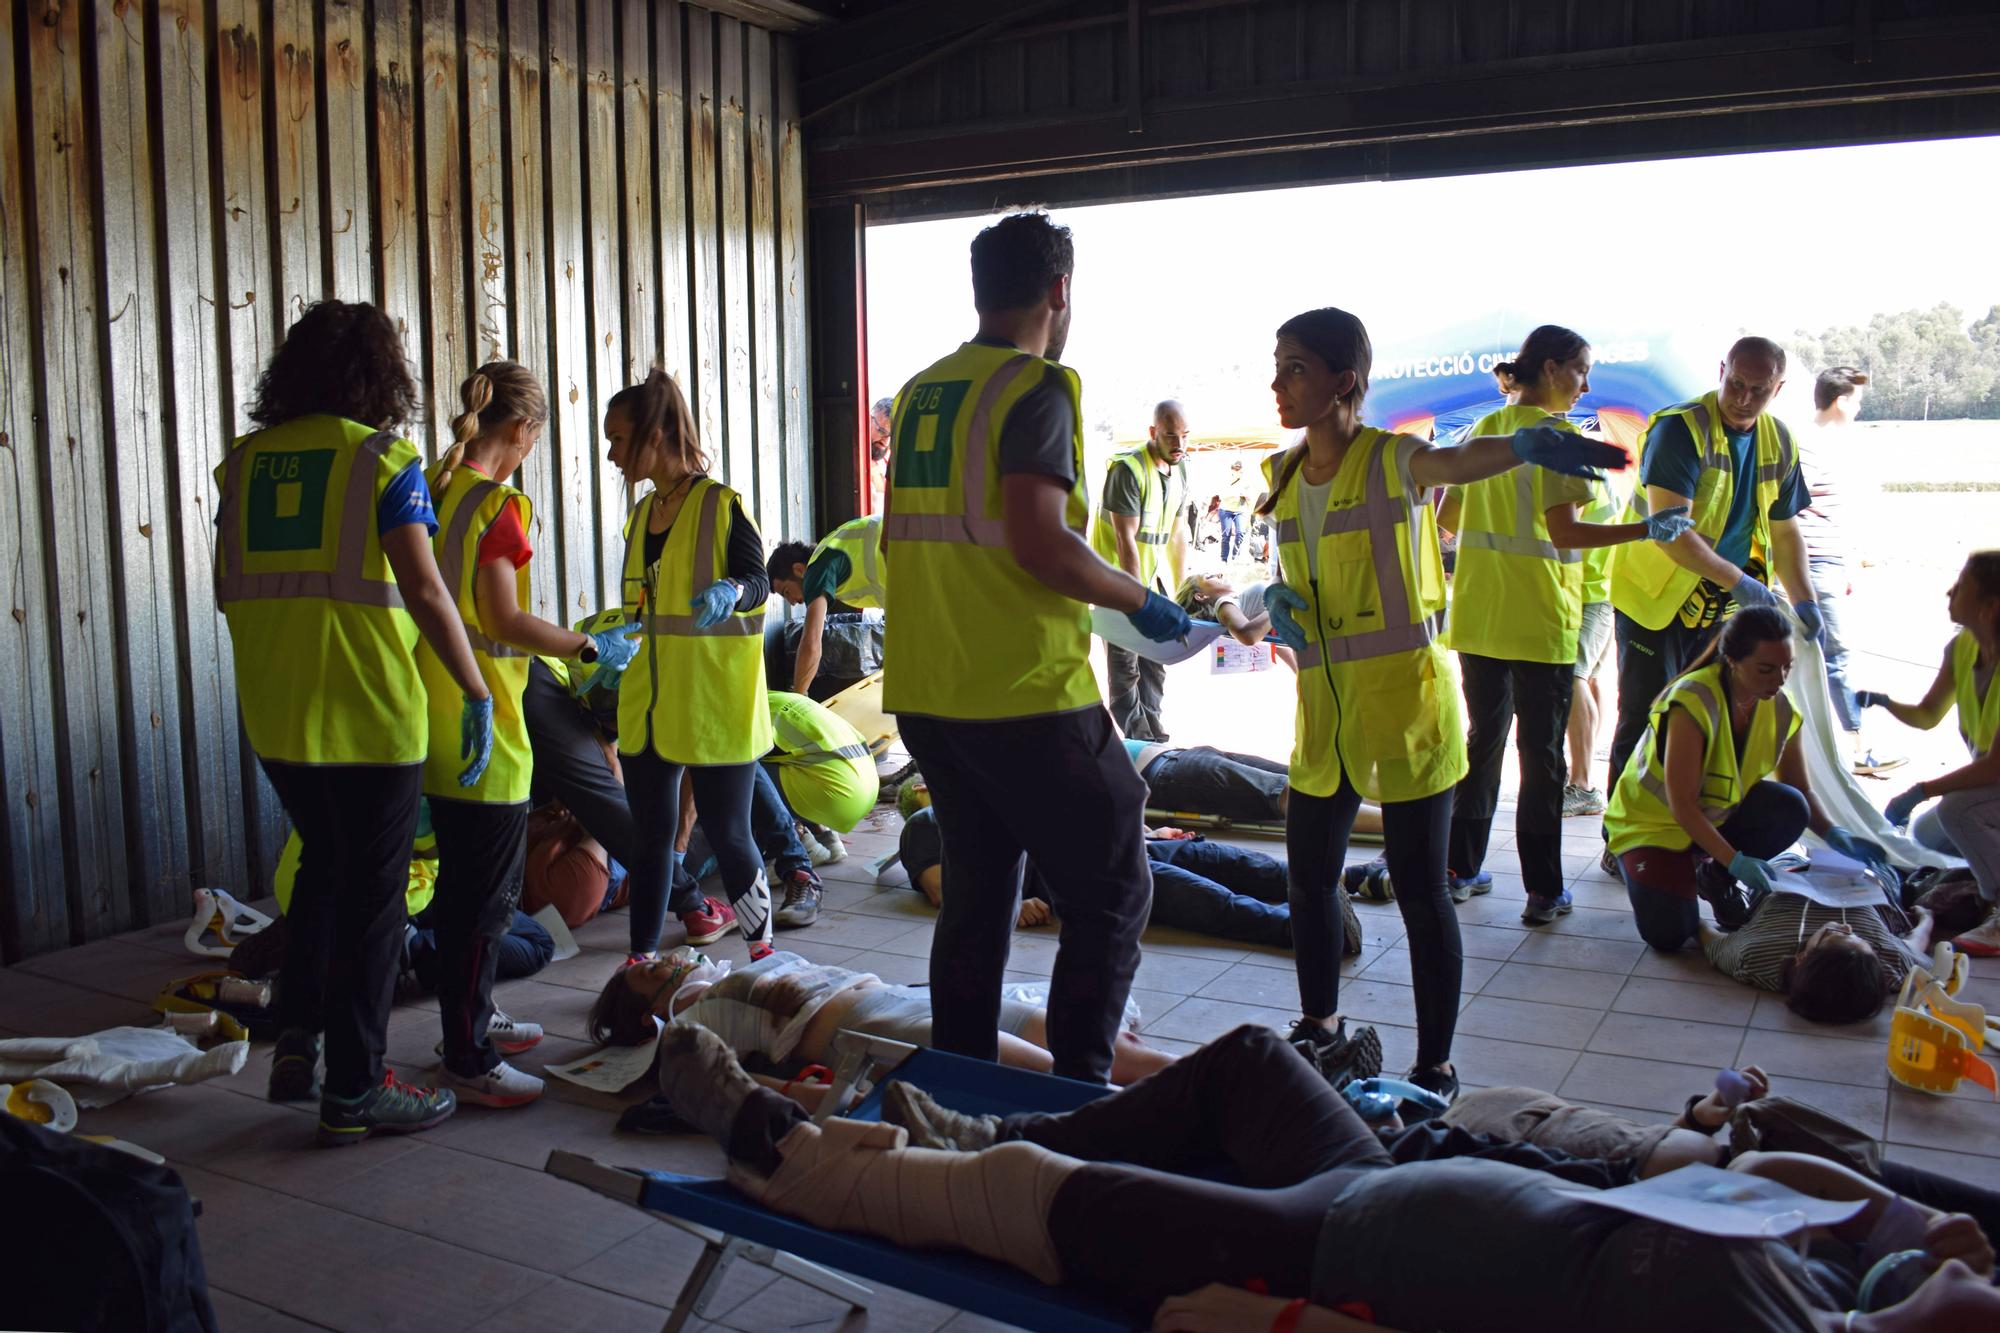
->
[545, 1033, 1133, 1332]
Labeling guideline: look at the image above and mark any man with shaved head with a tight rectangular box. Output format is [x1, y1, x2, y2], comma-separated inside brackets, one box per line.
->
[1091, 401, 1192, 740]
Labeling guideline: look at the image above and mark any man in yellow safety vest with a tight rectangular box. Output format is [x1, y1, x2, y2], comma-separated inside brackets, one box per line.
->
[1090, 400, 1191, 740]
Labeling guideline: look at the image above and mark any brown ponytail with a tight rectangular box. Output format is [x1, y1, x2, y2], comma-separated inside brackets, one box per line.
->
[1655, 605, 1791, 709]
[434, 360, 549, 492]
[606, 368, 708, 477]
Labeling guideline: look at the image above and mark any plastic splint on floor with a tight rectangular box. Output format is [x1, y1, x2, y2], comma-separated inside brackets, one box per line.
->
[182, 887, 274, 958]
[1886, 943, 1999, 1097]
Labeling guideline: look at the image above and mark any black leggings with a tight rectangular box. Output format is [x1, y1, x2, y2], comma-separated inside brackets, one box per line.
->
[1287, 780, 1461, 1069]
[426, 796, 528, 1077]
[623, 752, 764, 956]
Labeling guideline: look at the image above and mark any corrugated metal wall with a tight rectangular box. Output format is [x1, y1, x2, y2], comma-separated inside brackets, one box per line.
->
[0, 0, 813, 962]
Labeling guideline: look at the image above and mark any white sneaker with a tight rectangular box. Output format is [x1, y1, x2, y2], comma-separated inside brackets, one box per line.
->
[799, 824, 834, 866]
[436, 1060, 544, 1108]
[488, 1009, 544, 1055]
[817, 829, 847, 864]
[1954, 908, 2000, 958]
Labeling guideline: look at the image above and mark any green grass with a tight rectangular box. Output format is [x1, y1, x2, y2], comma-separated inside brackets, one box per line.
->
[1880, 480, 2000, 492]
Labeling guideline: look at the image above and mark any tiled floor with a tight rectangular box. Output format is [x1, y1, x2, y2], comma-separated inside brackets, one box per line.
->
[7, 799, 1999, 1332]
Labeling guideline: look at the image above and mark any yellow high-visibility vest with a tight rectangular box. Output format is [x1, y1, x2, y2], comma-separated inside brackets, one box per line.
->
[765, 691, 879, 832]
[617, 478, 775, 764]
[1951, 628, 2000, 759]
[417, 467, 534, 803]
[811, 514, 886, 609]
[1609, 391, 1797, 631]
[212, 414, 426, 766]
[1605, 663, 1798, 854]
[1445, 405, 1592, 664]
[1265, 429, 1466, 802]
[1090, 446, 1187, 590]
[882, 342, 1097, 721]
[1579, 475, 1622, 606]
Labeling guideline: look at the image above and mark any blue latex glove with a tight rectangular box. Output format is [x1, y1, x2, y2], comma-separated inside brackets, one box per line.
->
[1854, 689, 1889, 710]
[1641, 504, 1694, 542]
[690, 579, 739, 630]
[1884, 784, 1927, 828]
[1792, 600, 1824, 643]
[1265, 582, 1309, 651]
[586, 621, 641, 675]
[1728, 572, 1781, 611]
[1823, 826, 1886, 866]
[1727, 851, 1777, 899]
[458, 694, 495, 788]
[1508, 425, 1628, 478]
[1126, 589, 1194, 644]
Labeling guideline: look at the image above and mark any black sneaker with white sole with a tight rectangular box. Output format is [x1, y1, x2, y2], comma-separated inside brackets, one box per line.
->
[1286, 1017, 1384, 1092]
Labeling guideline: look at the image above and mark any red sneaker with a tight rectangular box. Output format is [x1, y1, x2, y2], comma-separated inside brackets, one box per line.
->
[680, 896, 739, 946]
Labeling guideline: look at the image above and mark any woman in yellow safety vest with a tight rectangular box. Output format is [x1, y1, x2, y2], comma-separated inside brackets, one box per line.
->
[1443, 325, 1693, 924]
[606, 369, 777, 967]
[1603, 605, 1884, 952]
[1862, 550, 2000, 955]
[413, 362, 644, 1109]
[213, 300, 487, 1145]
[1258, 306, 1624, 1106]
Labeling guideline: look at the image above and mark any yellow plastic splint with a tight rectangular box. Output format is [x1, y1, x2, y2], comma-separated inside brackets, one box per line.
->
[825, 672, 896, 759]
[1886, 948, 1998, 1098]
[152, 973, 254, 1044]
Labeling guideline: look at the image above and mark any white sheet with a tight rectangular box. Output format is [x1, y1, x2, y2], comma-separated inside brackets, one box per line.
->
[1090, 606, 1226, 665]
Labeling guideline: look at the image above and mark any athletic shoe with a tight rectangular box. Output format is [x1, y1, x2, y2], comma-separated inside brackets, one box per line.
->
[488, 1010, 543, 1055]
[883, 1080, 1001, 1152]
[435, 1060, 543, 1109]
[1851, 750, 1908, 777]
[1599, 845, 1621, 879]
[1286, 1017, 1383, 1092]
[1403, 1063, 1460, 1122]
[1447, 870, 1493, 904]
[1953, 909, 2000, 957]
[317, 1070, 456, 1147]
[1693, 858, 1760, 931]
[1521, 890, 1574, 926]
[624, 952, 657, 968]
[679, 897, 739, 946]
[773, 868, 823, 929]
[1562, 784, 1607, 817]
[267, 1029, 321, 1103]
[816, 828, 848, 864]
[1344, 858, 1394, 902]
[799, 825, 835, 866]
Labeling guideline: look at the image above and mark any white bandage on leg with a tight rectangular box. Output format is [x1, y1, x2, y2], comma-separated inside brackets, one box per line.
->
[730, 1117, 1080, 1284]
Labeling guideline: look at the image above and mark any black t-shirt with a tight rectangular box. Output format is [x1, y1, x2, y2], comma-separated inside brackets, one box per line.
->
[640, 493, 770, 611]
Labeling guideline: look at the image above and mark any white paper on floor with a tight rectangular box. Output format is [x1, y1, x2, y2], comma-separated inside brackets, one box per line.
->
[531, 903, 581, 962]
[546, 1017, 663, 1093]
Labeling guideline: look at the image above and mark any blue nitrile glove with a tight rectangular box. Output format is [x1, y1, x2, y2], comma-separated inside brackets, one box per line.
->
[691, 579, 739, 630]
[1854, 689, 1889, 710]
[1884, 783, 1927, 828]
[1265, 582, 1309, 651]
[1727, 851, 1777, 899]
[1823, 826, 1887, 867]
[1728, 572, 1781, 611]
[1642, 504, 1694, 542]
[458, 694, 495, 788]
[1343, 1077, 1449, 1123]
[1792, 600, 1824, 643]
[1127, 589, 1194, 644]
[1508, 425, 1628, 478]
[586, 621, 641, 675]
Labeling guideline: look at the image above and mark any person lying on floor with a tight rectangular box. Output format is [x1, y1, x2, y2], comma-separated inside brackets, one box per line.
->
[588, 946, 1175, 1088]
[652, 1020, 1998, 1332]
[1698, 890, 1936, 1025]
[897, 805, 1363, 954]
[1125, 736, 1385, 836]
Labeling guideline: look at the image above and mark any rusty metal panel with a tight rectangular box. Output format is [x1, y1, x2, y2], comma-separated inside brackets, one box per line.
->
[777, 32, 811, 545]
[322, 0, 372, 298]
[95, 0, 193, 926]
[0, 2, 67, 957]
[746, 23, 786, 546]
[271, 0, 324, 325]
[26, 0, 131, 940]
[652, 1, 693, 391]
[544, 2, 601, 619]
[420, 0, 468, 445]
[465, 0, 509, 366]
[685, 9, 724, 468]
[716, 17, 756, 507]
[372, 0, 424, 409]
[583, 0, 627, 608]
[619, 0, 660, 372]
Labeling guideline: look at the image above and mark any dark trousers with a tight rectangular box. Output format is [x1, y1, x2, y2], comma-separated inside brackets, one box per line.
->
[410, 909, 553, 989]
[624, 753, 764, 956]
[685, 764, 812, 881]
[1620, 781, 1810, 951]
[1142, 746, 1288, 823]
[901, 708, 1152, 1083]
[523, 659, 700, 915]
[1105, 642, 1168, 743]
[1449, 653, 1574, 900]
[1811, 559, 1859, 732]
[1145, 839, 1291, 948]
[262, 758, 421, 1099]
[426, 796, 529, 1076]
[1607, 610, 1722, 806]
[1288, 780, 1460, 1069]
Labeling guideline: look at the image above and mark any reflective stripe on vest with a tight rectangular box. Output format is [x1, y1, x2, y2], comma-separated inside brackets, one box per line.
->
[436, 478, 526, 659]
[770, 708, 871, 764]
[1457, 466, 1584, 564]
[215, 429, 405, 610]
[1608, 666, 1796, 854]
[881, 354, 1037, 548]
[642, 485, 767, 638]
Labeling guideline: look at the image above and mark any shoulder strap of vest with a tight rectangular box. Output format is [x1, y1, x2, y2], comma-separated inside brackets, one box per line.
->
[1772, 417, 1796, 472]
[1773, 690, 1794, 745]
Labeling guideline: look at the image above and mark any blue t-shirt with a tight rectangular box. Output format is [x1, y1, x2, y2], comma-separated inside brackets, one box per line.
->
[1638, 417, 1807, 570]
[379, 460, 439, 537]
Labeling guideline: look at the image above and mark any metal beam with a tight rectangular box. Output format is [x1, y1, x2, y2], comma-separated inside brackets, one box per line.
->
[685, 0, 835, 36]
[801, 0, 1076, 121]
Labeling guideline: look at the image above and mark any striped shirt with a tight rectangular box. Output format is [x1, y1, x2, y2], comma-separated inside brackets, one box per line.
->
[1702, 891, 1919, 992]
[1794, 424, 1845, 562]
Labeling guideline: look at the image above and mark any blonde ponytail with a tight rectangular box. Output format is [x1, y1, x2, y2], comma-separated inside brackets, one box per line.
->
[434, 362, 548, 492]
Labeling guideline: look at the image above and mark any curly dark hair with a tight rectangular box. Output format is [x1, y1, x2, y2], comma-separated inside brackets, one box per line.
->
[248, 300, 421, 431]
[970, 212, 1074, 314]
[1781, 940, 1890, 1024]
[765, 540, 813, 585]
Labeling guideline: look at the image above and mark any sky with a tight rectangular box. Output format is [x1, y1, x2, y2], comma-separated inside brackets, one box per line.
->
[865, 134, 2000, 439]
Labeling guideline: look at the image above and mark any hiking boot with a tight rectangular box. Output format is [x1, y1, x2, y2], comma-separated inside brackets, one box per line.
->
[1694, 858, 1759, 931]
[488, 1009, 543, 1056]
[1448, 870, 1493, 904]
[317, 1071, 456, 1147]
[1599, 845, 1621, 879]
[882, 1081, 1001, 1152]
[1339, 890, 1363, 958]
[1562, 784, 1607, 817]
[267, 1029, 321, 1103]
[1521, 890, 1574, 926]
[1851, 750, 1908, 777]
[1287, 1017, 1383, 1091]
[679, 897, 739, 947]
[435, 1060, 544, 1109]
[774, 868, 823, 929]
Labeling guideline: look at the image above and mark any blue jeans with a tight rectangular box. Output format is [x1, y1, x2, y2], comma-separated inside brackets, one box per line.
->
[1144, 838, 1291, 947]
[1810, 558, 1859, 733]
[1218, 510, 1244, 563]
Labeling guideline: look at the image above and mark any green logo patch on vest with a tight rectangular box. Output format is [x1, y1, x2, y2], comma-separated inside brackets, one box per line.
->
[245, 449, 336, 552]
[893, 379, 970, 490]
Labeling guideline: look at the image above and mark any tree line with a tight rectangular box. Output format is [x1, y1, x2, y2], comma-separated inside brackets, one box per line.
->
[1792, 302, 2000, 420]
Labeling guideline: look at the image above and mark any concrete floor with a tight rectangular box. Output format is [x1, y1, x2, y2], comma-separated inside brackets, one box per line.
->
[5, 796, 1999, 1332]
